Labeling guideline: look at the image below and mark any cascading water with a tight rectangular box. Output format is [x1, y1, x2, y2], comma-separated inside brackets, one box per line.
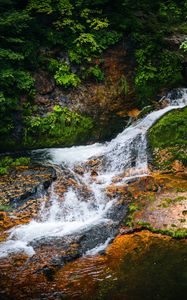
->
[0, 89, 187, 258]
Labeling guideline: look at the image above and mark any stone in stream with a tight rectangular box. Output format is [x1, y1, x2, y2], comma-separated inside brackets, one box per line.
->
[0, 165, 56, 233]
[0, 166, 56, 208]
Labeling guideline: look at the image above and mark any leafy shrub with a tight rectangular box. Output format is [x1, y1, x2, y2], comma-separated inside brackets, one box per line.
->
[12, 157, 31, 166]
[0, 0, 122, 146]
[53, 61, 81, 88]
[0, 167, 9, 175]
[135, 46, 182, 100]
[82, 65, 105, 81]
[23, 105, 93, 148]
[180, 39, 187, 52]
[0, 156, 30, 175]
[159, 2, 182, 22]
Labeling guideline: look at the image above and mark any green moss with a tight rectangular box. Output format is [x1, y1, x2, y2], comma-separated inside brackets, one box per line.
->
[129, 204, 139, 213]
[136, 222, 187, 239]
[0, 167, 9, 175]
[140, 194, 156, 202]
[159, 196, 186, 208]
[148, 107, 187, 169]
[0, 156, 30, 175]
[23, 106, 93, 149]
[0, 205, 12, 212]
[0, 106, 93, 152]
[149, 107, 187, 149]
[124, 203, 140, 227]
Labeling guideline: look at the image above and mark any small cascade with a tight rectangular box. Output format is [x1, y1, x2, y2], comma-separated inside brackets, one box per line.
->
[0, 88, 187, 258]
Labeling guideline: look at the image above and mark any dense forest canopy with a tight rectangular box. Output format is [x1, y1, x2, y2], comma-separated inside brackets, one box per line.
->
[0, 0, 187, 150]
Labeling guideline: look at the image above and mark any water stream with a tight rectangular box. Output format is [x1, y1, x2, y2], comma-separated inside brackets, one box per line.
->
[0, 88, 187, 258]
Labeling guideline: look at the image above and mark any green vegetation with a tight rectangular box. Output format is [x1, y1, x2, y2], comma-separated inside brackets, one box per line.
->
[0, 156, 30, 175]
[0, 205, 12, 212]
[0, 0, 186, 151]
[148, 107, 187, 169]
[159, 196, 186, 208]
[136, 221, 187, 239]
[108, 0, 186, 102]
[149, 107, 187, 148]
[23, 105, 93, 148]
[180, 39, 187, 52]
[125, 203, 140, 227]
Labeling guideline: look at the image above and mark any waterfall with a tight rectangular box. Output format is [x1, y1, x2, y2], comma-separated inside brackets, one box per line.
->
[0, 88, 187, 258]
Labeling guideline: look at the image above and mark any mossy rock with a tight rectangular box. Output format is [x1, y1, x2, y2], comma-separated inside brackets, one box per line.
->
[148, 107, 187, 169]
[0, 106, 93, 152]
[148, 107, 187, 149]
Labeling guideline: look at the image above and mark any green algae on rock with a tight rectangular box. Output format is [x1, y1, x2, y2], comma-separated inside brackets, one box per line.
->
[148, 107, 187, 170]
[123, 173, 187, 238]
[148, 106, 187, 148]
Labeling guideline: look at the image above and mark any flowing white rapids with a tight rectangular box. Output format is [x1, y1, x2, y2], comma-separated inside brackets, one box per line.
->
[0, 89, 187, 258]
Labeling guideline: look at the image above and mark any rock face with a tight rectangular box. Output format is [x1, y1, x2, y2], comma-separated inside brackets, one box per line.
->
[0, 172, 186, 300]
[35, 43, 136, 117]
[0, 166, 56, 208]
[163, 34, 186, 47]
[0, 165, 56, 239]
[33, 42, 136, 141]
[34, 71, 55, 95]
[121, 172, 187, 236]
[148, 106, 187, 172]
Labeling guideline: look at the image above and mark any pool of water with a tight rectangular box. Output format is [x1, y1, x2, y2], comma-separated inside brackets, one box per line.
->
[1, 231, 186, 300]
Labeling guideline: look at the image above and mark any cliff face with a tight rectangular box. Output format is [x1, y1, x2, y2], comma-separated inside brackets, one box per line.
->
[1, 36, 186, 152]
[1, 42, 139, 152]
[32, 42, 137, 141]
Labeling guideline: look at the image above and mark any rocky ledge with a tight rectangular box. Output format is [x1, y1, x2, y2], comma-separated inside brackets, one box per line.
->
[119, 171, 187, 238]
[0, 165, 56, 234]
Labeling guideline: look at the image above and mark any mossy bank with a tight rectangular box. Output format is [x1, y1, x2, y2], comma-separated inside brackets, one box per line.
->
[148, 106, 187, 171]
[0, 106, 93, 152]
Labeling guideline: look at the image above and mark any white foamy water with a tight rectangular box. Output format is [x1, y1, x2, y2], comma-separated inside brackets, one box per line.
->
[0, 89, 187, 258]
[85, 238, 112, 256]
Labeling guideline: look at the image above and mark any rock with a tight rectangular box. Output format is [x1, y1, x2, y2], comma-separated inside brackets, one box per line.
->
[74, 166, 84, 175]
[158, 97, 170, 108]
[172, 160, 184, 173]
[87, 159, 101, 167]
[127, 108, 140, 117]
[0, 166, 56, 208]
[34, 95, 50, 105]
[91, 170, 98, 177]
[106, 184, 127, 198]
[67, 178, 78, 186]
[0, 212, 6, 221]
[164, 34, 186, 46]
[34, 71, 55, 95]
[138, 105, 153, 118]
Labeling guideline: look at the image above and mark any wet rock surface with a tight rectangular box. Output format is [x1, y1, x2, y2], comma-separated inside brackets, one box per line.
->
[0, 158, 129, 264]
[32, 43, 137, 142]
[121, 171, 187, 235]
[0, 165, 56, 235]
[0, 166, 56, 207]
[35, 43, 136, 119]
[0, 152, 187, 300]
[0, 231, 186, 300]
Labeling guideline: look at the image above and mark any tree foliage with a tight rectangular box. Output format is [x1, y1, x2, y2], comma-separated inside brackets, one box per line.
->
[0, 0, 186, 150]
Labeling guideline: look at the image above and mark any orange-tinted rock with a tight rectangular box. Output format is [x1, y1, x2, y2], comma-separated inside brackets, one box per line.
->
[127, 108, 140, 117]
[91, 170, 98, 177]
[172, 160, 184, 172]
